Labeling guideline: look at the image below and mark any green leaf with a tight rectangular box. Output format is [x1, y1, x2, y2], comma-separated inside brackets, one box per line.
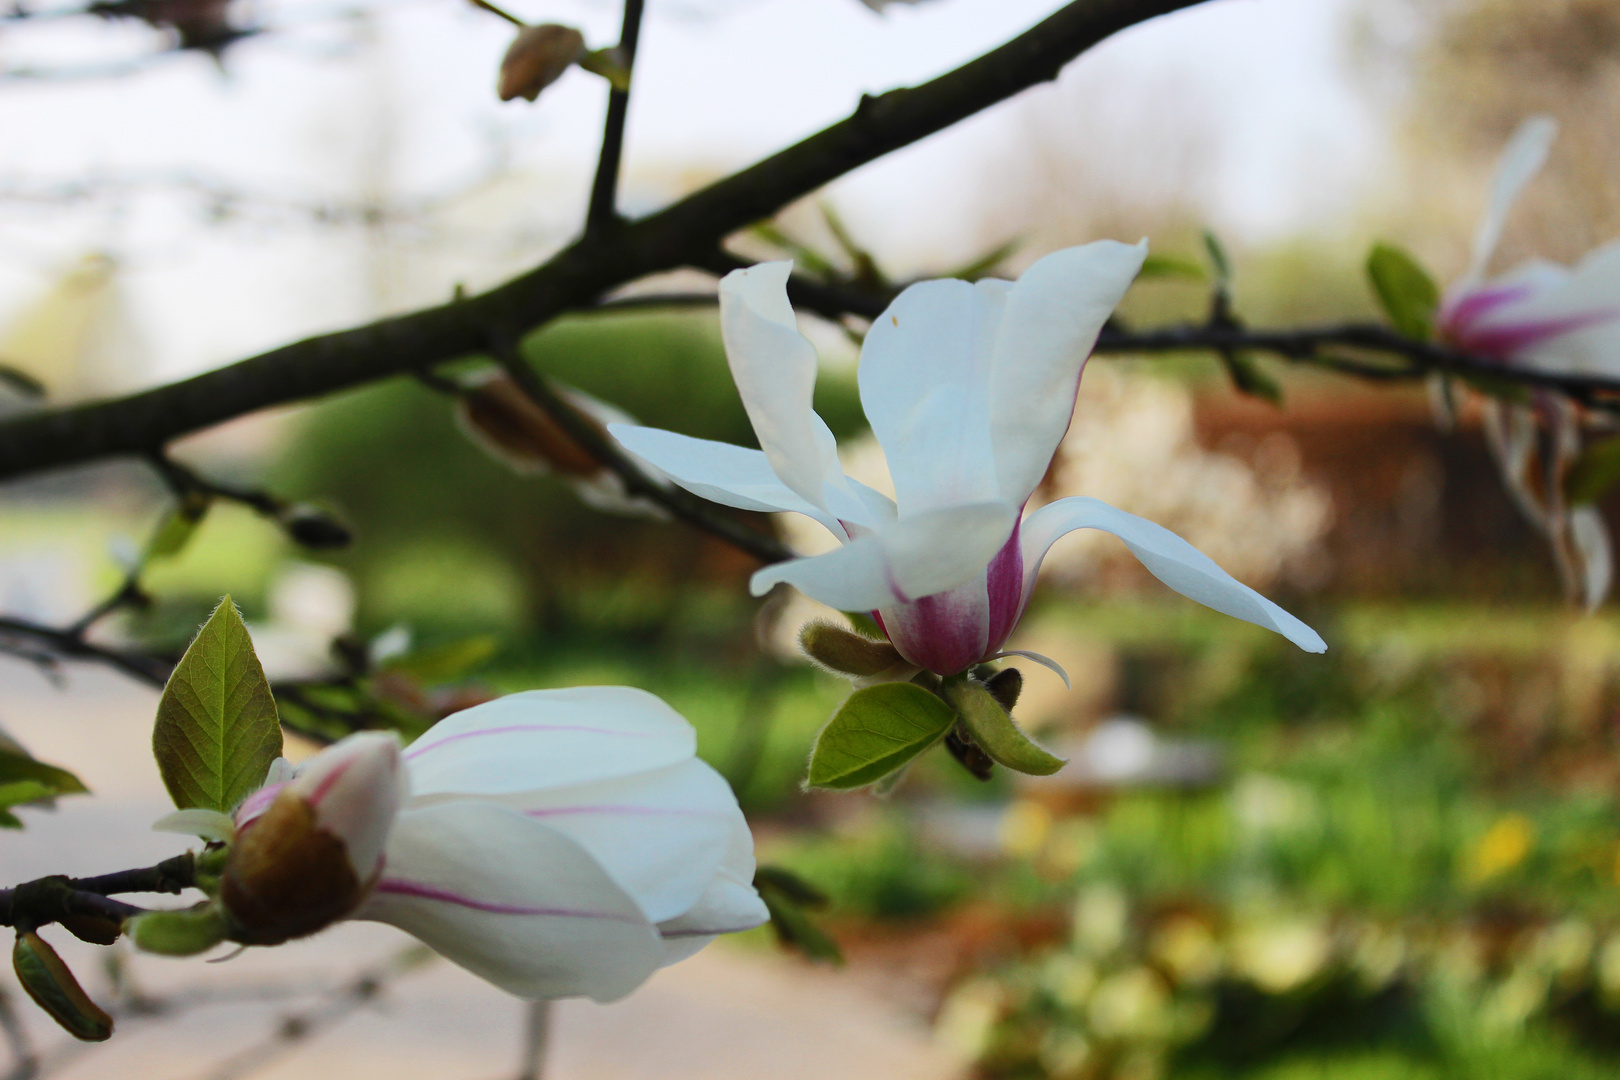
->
[806, 683, 956, 791]
[1201, 229, 1232, 284]
[947, 238, 1021, 282]
[1137, 253, 1207, 282]
[1366, 242, 1440, 341]
[947, 680, 1065, 776]
[0, 780, 55, 808]
[1218, 352, 1283, 406]
[1567, 437, 1620, 505]
[759, 888, 843, 965]
[13, 932, 113, 1042]
[0, 749, 87, 795]
[379, 635, 498, 684]
[145, 491, 211, 562]
[152, 596, 283, 813]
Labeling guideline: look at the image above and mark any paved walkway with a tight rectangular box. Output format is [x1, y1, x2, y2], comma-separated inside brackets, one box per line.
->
[0, 660, 961, 1080]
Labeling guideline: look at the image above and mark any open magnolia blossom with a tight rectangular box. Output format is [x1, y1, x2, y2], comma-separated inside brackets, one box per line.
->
[610, 245, 1325, 677]
[1436, 117, 1616, 610]
[209, 688, 767, 1002]
[1438, 116, 1620, 375]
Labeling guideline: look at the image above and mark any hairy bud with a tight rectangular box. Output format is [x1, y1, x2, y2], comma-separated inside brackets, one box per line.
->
[280, 504, 353, 549]
[985, 667, 1023, 713]
[497, 24, 586, 103]
[223, 734, 405, 945]
[13, 931, 112, 1042]
[126, 904, 231, 956]
[798, 622, 904, 677]
[455, 371, 602, 478]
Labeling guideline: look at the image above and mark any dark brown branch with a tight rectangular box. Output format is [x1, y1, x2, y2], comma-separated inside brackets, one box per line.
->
[0, 0, 1201, 482]
[0, 855, 195, 932]
[487, 344, 792, 563]
[585, 0, 646, 234]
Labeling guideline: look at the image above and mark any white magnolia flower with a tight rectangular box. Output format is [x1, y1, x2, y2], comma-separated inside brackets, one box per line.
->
[1437, 117, 1618, 609]
[1439, 116, 1620, 375]
[610, 245, 1324, 677]
[227, 688, 767, 1003]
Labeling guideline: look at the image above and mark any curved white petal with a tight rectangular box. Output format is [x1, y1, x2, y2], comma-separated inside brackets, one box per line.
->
[720, 261, 842, 509]
[1475, 242, 1620, 376]
[990, 240, 1148, 504]
[404, 687, 696, 795]
[152, 807, 236, 844]
[654, 814, 767, 964]
[1467, 116, 1557, 283]
[448, 758, 745, 925]
[289, 732, 407, 881]
[357, 801, 663, 1002]
[1571, 505, 1613, 611]
[1021, 497, 1326, 653]
[609, 423, 844, 535]
[859, 277, 1002, 514]
[750, 501, 1017, 610]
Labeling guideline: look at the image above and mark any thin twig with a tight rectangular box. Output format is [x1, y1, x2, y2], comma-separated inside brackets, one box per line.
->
[488, 340, 791, 564]
[584, 0, 646, 234]
[514, 1000, 550, 1080]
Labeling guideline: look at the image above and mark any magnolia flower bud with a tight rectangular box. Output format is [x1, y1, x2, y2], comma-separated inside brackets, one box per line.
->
[223, 733, 405, 945]
[497, 24, 585, 103]
[798, 622, 904, 677]
[455, 370, 602, 478]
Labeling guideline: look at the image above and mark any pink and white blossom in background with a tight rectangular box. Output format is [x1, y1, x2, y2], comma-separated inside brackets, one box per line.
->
[1438, 116, 1620, 376]
[221, 688, 768, 1002]
[610, 246, 1325, 677]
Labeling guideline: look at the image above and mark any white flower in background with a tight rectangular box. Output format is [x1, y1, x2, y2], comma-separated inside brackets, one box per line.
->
[222, 688, 766, 1003]
[1438, 116, 1620, 375]
[1438, 117, 1617, 609]
[610, 246, 1325, 677]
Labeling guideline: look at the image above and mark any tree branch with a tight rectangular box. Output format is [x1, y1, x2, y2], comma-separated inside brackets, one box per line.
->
[585, 0, 646, 235]
[0, 0, 1201, 481]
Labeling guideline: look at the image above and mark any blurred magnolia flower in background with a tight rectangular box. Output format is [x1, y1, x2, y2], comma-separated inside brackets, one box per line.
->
[1438, 117, 1617, 609]
[211, 688, 766, 1002]
[1439, 117, 1620, 376]
[612, 248, 1325, 678]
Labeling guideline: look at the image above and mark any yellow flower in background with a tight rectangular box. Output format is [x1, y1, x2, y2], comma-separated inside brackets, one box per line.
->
[1466, 814, 1535, 884]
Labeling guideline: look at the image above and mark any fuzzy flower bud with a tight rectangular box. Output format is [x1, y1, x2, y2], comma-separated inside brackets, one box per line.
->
[497, 24, 586, 103]
[222, 733, 406, 945]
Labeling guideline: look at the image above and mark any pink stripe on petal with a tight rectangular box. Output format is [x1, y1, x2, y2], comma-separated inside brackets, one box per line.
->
[1442, 282, 1534, 334]
[373, 878, 646, 923]
[405, 723, 666, 761]
[1453, 307, 1620, 360]
[234, 781, 288, 828]
[660, 925, 760, 939]
[306, 755, 355, 808]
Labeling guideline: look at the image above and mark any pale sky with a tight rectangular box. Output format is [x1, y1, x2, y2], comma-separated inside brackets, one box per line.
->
[0, 0, 1381, 387]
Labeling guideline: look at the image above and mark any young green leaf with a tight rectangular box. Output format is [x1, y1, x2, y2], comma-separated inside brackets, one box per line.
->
[145, 491, 212, 561]
[152, 596, 283, 813]
[1567, 437, 1620, 505]
[759, 887, 843, 965]
[1218, 352, 1283, 406]
[379, 635, 498, 684]
[806, 682, 956, 791]
[1366, 242, 1440, 341]
[13, 932, 113, 1042]
[1201, 229, 1232, 284]
[947, 680, 1065, 776]
[0, 780, 55, 828]
[0, 749, 87, 795]
[1138, 253, 1207, 282]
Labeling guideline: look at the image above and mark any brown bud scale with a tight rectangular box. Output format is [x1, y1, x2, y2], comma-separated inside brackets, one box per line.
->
[456, 373, 603, 477]
[221, 791, 367, 945]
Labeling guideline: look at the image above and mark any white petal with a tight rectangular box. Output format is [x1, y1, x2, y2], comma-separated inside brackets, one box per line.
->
[461, 759, 747, 925]
[750, 501, 1018, 610]
[654, 813, 767, 964]
[609, 423, 842, 531]
[288, 732, 407, 881]
[989, 240, 1148, 504]
[859, 278, 1002, 514]
[1467, 116, 1557, 283]
[357, 801, 663, 1002]
[720, 261, 843, 509]
[152, 808, 235, 844]
[1021, 497, 1326, 653]
[405, 687, 697, 795]
[1477, 242, 1620, 376]
[1571, 505, 1613, 611]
